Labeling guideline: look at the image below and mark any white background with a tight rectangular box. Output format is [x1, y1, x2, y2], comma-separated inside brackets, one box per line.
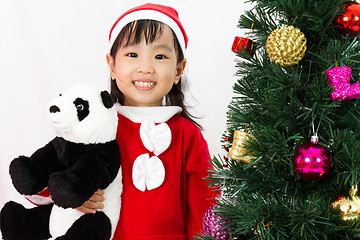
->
[0, 0, 251, 231]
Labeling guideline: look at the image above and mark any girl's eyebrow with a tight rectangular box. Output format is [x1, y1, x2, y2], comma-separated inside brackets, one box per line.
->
[152, 44, 173, 52]
[120, 43, 172, 52]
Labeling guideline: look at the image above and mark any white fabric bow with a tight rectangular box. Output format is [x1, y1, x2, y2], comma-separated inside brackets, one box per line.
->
[139, 120, 171, 156]
[131, 120, 171, 191]
[132, 153, 165, 192]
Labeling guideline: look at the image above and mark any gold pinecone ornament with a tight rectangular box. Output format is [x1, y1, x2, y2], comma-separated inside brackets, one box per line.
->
[266, 26, 307, 67]
[229, 130, 255, 163]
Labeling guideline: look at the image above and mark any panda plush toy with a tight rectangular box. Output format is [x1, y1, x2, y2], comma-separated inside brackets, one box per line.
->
[0, 83, 122, 240]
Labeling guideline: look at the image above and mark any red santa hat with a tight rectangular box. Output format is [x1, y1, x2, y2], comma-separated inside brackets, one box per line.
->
[109, 3, 188, 54]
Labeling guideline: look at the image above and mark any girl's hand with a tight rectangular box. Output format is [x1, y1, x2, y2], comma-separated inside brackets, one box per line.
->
[75, 189, 105, 214]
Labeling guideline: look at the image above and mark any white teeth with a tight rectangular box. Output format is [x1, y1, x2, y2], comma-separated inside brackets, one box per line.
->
[134, 81, 155, 87]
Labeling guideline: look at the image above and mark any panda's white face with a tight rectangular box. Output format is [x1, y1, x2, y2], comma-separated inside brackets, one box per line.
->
[48, 96, 86, 133]
[47, 83, 118, 144]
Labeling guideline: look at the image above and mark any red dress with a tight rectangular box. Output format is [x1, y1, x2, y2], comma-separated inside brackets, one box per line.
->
[27, 105, 217, 240]
[113, 105, 216, 240]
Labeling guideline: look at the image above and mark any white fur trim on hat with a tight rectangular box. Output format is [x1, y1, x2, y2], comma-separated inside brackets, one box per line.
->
[110, 10, 186, 54]
[109, 3, 188, 55]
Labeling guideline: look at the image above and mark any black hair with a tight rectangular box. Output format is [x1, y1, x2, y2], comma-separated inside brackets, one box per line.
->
[109, 19, 202, 130]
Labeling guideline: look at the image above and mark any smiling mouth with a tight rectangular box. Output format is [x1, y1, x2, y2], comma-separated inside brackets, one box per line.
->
[133, 81, 156, 88]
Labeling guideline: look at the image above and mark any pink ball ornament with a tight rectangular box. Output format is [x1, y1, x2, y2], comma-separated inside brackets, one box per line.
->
[203, 205, 230, 240]
[292, 136, 332, 180]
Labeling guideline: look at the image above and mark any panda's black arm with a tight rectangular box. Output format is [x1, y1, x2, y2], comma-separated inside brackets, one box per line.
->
[48, 140, 120, 208]
[9, 138, 64, 195]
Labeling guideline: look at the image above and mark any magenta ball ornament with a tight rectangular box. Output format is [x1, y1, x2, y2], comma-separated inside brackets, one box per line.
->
[203, 205, 230, 240]
[292, 136, 332, 180]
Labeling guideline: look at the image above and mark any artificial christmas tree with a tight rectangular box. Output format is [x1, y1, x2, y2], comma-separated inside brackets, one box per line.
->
[199, 0, 360, 239]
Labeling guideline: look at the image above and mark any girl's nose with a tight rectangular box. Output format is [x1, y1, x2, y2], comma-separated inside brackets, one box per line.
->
[137, 59, 154, 74]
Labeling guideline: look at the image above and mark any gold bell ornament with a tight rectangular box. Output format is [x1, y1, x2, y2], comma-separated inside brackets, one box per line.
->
[266, 25, 307, 67]
[228, 130, 255, 163]
[332, 185, 360, 221]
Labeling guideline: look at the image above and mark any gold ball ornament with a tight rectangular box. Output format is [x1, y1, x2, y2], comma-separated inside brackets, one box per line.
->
[333, 186, 360, 221]
[266, 26, 307, 67]
[229, 130, 255, 163]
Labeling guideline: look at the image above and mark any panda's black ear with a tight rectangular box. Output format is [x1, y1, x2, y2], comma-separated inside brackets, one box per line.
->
[101, 91, 114, 109]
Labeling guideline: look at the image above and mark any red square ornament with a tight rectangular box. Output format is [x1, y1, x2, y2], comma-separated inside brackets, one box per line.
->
[232, 36, 255, 56]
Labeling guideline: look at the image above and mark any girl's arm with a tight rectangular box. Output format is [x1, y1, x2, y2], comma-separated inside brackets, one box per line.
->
[185, 130, 218, 239]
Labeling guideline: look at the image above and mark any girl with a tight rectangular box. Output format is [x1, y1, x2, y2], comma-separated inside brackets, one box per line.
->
[102, 3, 217, 239]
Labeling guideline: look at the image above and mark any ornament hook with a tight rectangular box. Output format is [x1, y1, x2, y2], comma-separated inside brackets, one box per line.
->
[311, 109, 325, 143]
[350, 185, 358, 197]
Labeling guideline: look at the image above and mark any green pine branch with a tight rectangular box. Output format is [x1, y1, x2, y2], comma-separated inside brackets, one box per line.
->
[203, 0, 360, 239]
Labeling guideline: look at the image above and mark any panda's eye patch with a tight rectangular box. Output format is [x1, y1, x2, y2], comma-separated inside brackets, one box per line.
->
[73, 98, 89, 121]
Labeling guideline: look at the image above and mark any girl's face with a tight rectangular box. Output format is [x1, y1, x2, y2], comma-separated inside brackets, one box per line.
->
[107, 25, 186, 107]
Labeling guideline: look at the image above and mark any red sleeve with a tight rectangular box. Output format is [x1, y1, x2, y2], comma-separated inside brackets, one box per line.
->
[25, 187, 53, 206]
[185, 128, 218, 239]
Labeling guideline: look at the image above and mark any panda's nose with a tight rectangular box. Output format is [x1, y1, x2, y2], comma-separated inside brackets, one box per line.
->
[49, 105, 60, 113]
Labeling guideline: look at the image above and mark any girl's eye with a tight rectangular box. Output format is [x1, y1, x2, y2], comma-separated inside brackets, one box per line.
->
[155, 54, 166, 60]
[127, 53, 138, 57]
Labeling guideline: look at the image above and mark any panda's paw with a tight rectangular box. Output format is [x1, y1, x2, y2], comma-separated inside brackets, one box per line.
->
[9, 156, 39, 195]
[0, 201, 26, 240]
[48, 172, 89, 209]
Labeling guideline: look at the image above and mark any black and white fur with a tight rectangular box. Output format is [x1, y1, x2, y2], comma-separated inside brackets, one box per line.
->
[0, 83, 122, 240]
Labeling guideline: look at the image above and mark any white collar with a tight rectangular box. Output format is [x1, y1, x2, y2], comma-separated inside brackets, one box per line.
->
[115, 104, 182, 123]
